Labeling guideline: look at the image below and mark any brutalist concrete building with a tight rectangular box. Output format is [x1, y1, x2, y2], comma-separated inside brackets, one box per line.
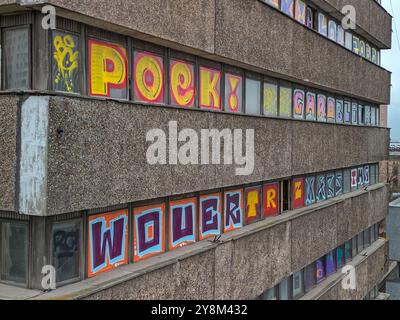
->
[0, 0, 392, 300]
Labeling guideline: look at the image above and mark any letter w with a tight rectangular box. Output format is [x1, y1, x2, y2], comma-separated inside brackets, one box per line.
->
[90, 216, 126, 272]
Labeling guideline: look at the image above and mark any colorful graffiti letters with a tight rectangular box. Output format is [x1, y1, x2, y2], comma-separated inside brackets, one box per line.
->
[245, 186, 262, 224]
[351, 169, 358, 188]
[281, 0, 294, 17]
[88, 39, 127, 98]
[358, 167, 364, 187]
[306, 92, 316, 121]
[88, 210, 128, 277]
[133, 204, 165, 262]
[305, 176, 316, 206]
[327, 173, 335, 199]
[336, 100, 344, 123]
[327, 97, 335, 122]
[316, 175, 326, 202]
[316, 259, 325, 283]
[169, 198, 197, 250]
[335, 172, 343, 196]
[134, 51, 164, 103]
[317, 94, 326, 122]
[199, 66, 221, 110]
[199, 193, 222, 240]
[364, 166, 370, 185]
[53, 31, 79, 93]
[170, 60, 195, 107]
[263, 82, 278, 116]
[295, 0, 306, 24]
[293, 89, 305, 119]
[225, 73, 242, 113]
[263, 183, 279, 218]
[224, 189, 244, 232]
[293, 178, 305, 209]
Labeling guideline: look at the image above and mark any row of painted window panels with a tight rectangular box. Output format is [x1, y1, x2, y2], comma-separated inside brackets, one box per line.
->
[0, 164, 380, 287]
[260, 223, 381, 300]
[0, 26, 381, 128]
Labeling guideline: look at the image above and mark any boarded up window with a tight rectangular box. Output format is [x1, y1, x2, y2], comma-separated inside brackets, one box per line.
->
[51, 220, 81, 283]
[1, 222, 28, 284]
[3, 27, 30, 89]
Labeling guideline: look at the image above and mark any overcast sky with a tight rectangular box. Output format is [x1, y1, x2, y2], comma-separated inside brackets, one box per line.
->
[382, 0, 400, 140]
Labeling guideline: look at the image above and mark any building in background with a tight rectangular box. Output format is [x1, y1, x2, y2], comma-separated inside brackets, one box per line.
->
[0, 0, 392, 300]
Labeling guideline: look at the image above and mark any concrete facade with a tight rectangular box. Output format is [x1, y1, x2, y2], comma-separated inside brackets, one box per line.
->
[0, 0, 392, 300]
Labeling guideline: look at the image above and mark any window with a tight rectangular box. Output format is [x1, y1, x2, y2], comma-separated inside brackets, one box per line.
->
[263, 80, 278, 116]
[224, 72, 242, 113]
[279, 84, 292, 118]
[328, 20, 337, 41]
[357, 232, 364, 252]
[318, 13, 328, 37]
[304, 263, 316, 292]
[306, 6, 314, 29]
[343, 169, 351, 193]
[326, 172, 335, 199]
[351, 102, 358, 125]
[345, 240, 352, 262]
[345, 31, 353, 50]
[52, 30, 81, 93]
[89, 38, 128, 99]
[344, 101, 351, 124]
[282, 180, 291, 212]
[358, 105, 364, 125]
[370, 226, 376, 244]
[295, 0, 306, 25]
[279, 277, 290, 300]
[1, 221, 28, 285]
[365, 106, 371, 126]
[370, 165, 376, 184]
[335, 171, 343, 196]
[51, 219, 81, 284]
[292, 270, 304, 298]
[316, 174, 326, 202]
[3, 26, 31, 90]
[352, 236, 358, 256]
[325, 251, 336, 276]
[336, 245, 345, 269]
[305, 91, 316, 121]
[261, 286, 277, 300]
[245, 78, 261, 115]
[316, 258, 325, 283]
[371, 107, 376, 126]
[317, 94, 326, 122]
[375, 164, 379, 183]
[293, 88, 305, 120]
[281, 0, 294, 18]
[305, 176, 316, 206]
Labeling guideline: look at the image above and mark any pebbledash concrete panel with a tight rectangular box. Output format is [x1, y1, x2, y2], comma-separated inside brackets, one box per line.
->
[214, 0, 391, 105]
[42, 95, 389, 215]
[0, 95, 19, 211]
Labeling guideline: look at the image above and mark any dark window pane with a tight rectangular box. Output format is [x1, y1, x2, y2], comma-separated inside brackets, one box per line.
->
[1, 222, 28, 284]
[4, 27, 30, 89]
[345, 241, 352, 262]
[325, 251, 336, 276]
[52, 220, 81, 283]
[262, 287, 277, 300]
[336, 246, 345, 269]
[357, 232, 364, 252]
[279, 277, 290, 300]
[304, 263, 316, 292]
[364, 229, 371, 247]
[343, 169, 351, 193]
[292, 270, 304, 298]
[352, 236, 358, 255]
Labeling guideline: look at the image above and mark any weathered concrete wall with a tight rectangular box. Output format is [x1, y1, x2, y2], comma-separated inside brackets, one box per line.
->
[215, 0, 391, 104]
[0, 95, 19, 211]
[45, 95, 389, 215]
[66, 185, 386, 300]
